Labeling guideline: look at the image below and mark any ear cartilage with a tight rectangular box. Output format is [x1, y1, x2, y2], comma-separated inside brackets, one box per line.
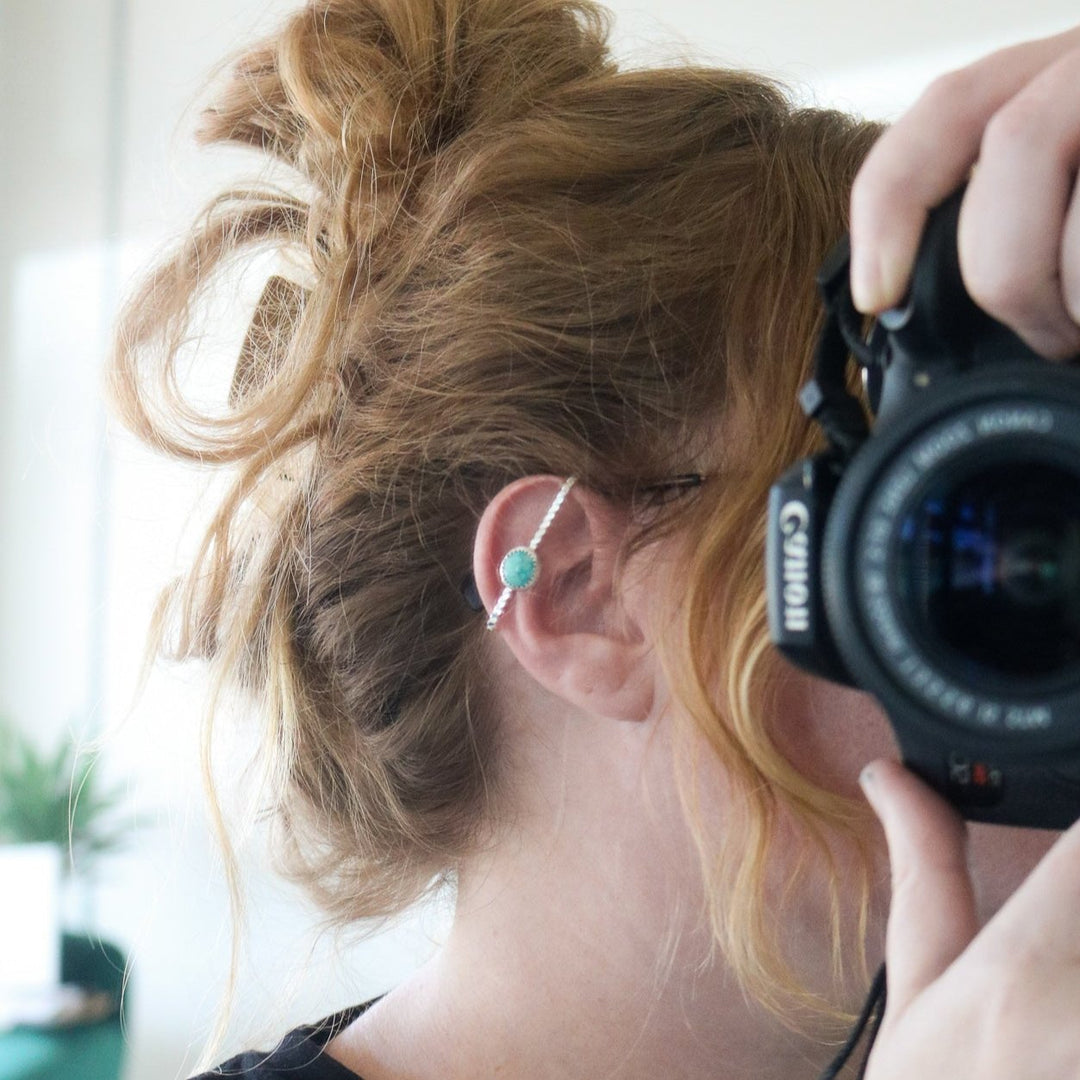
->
[485, 476, 577, 632]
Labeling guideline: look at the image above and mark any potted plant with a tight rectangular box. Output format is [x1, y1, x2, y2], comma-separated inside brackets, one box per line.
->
[0, 718, 125, 1013]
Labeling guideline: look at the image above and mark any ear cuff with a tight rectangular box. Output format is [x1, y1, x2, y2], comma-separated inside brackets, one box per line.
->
[486, 477, 577, 632]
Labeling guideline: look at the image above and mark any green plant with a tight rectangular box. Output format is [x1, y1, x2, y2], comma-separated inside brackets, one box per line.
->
[0, 718, 127, 868]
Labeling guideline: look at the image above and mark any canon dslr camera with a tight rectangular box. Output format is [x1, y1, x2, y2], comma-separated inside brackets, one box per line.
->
[767, 189, 1080, 829]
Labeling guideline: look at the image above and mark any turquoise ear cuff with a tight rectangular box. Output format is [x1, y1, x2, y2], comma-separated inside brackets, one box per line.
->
[486, 477, 577, 632]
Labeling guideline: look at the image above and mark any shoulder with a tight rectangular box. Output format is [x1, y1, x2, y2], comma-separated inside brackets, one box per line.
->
[189, 1003, 376, 1080]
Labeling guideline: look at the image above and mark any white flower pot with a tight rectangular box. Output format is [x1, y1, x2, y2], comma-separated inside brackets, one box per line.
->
[0, 843, 62, 995]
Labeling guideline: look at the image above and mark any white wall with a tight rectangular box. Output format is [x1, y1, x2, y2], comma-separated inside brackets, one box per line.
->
[2, 1, 1078, 1077]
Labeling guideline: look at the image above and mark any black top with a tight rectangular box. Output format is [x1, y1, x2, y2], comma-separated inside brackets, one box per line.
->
[191, 1002, 375, 1079]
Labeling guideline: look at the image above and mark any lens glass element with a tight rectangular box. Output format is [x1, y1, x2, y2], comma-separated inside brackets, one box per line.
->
[897, 461, 1080, 683]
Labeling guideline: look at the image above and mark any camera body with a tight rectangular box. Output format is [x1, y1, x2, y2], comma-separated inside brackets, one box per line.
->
[767, 191, 1080, 829]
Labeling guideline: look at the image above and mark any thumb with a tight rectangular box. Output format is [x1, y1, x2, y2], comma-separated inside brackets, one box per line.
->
[860, 760, 980, 1016]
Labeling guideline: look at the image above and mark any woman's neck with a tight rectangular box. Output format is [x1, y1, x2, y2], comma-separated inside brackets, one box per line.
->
[326, 705, 865, 1079]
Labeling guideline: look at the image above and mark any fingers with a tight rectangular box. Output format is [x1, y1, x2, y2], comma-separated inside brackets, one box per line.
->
[849, 70, 1002, 311]
[1065, 189, 1080, 330]
[849, 25, 1080, 359]
[956, 46, 1080, 359]
[976, 809, 1080, 963]
[860, 760, 979, 1016]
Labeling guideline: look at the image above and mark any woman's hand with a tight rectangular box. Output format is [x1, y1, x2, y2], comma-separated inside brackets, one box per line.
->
[848, 24, 1080, 359]
[860, 760, 1080, 1079]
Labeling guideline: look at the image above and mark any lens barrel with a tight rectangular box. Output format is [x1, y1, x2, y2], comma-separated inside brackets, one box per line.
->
[822, 366, 1080, 756]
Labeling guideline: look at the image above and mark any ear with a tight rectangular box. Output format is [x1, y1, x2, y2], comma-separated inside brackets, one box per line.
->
[474, 476, 656, 722]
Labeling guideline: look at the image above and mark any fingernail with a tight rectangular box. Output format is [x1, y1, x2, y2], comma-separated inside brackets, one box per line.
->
[859, 765, 881, 810]
[849, 251, 883, 313]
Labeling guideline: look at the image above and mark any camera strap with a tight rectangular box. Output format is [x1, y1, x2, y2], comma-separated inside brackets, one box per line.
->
[798, 235, 879, 461]
[817, 963, 887, 1079]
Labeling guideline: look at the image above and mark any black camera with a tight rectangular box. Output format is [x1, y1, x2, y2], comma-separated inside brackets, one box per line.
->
[767, 189, 1080, 829]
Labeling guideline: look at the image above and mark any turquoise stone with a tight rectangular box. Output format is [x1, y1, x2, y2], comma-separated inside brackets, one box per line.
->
[500, 547, 539, 590]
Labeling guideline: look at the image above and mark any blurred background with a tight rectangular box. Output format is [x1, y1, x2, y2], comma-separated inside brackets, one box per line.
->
[0, 0, 1077, 1077]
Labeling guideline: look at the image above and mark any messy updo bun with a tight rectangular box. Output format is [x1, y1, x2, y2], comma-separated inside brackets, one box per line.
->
[110, 0, 882, 1017]
[209, 0, 612, 254]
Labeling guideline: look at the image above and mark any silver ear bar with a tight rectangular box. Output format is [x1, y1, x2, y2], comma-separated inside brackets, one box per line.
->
[486, 476, 578, 631]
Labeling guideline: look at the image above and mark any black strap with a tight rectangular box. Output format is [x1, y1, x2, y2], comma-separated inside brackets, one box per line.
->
[818, 964, 887, 1080]
[799, 237, 874, 461]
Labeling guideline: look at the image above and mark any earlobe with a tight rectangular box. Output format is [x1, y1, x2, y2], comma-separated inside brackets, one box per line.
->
[473, 476, 657, 722]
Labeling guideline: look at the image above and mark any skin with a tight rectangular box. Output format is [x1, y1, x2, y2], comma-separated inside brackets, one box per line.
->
[323, 478, 1052, 1079]
[849, 24, 1080, 359]
[848, 22, 1080, 1079]
[326, 479, 896, 1080]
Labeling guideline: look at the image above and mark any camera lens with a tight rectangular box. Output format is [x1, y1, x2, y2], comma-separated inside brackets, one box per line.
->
[897, 460, 1080, 683]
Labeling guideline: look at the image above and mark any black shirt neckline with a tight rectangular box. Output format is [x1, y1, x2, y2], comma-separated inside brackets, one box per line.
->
[196, 1000, 378, 1079]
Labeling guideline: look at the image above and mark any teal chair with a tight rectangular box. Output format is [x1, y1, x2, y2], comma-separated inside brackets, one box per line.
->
[0, 935, 128, 1080]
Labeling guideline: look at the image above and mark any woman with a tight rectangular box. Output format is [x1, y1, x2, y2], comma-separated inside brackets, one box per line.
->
[109, 1, 1080, 1075]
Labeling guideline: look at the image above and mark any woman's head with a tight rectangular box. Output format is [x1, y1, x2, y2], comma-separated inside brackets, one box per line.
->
[109, 0, 882, 1020]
